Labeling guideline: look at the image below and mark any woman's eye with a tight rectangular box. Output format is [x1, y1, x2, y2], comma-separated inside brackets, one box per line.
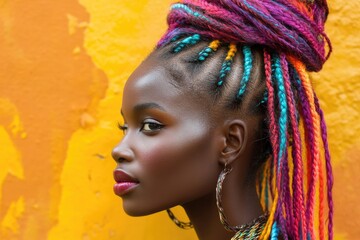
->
[141, 121, 164, 132]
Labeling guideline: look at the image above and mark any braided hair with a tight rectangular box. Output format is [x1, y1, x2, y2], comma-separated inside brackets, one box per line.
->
[154, 0, 334, 239]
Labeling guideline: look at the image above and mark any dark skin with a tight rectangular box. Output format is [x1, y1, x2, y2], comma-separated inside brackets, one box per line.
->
[112, 50, 264, 240]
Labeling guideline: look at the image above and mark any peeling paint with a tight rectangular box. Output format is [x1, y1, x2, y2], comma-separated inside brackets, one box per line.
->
[0, 126, 24, 180]
[67, 14, 88, 36]
[0, 197, 25, 237]
[0, 101, 25, 239]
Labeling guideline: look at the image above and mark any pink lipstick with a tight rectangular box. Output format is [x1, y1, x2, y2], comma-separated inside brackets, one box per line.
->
[113, 169, 139, 196]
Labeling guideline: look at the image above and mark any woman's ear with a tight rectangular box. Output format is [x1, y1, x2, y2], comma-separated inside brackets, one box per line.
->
[219, 119, 247, 165]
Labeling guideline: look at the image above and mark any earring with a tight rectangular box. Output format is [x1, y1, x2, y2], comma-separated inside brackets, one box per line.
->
[166, 209, 194, 229]
[216, 163, 269, 236]
[216, 163, 239, 232]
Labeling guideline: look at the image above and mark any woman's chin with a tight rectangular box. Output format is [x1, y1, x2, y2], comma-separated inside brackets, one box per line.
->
[122, 201, 161, 217]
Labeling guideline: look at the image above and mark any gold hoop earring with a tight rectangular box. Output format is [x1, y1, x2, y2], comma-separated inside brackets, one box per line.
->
[216, 163, 269, 236]
[166, 209, 194, 229]
[216, 163, 238, 232]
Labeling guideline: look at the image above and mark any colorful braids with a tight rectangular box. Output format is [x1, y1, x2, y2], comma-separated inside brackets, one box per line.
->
[198, 40, 221, 61]
[217, 43, 237, 86]
[157, 0, 333, 239]
[257, 51, 333, 240]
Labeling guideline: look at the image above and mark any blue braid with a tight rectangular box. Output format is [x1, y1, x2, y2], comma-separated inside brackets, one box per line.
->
[307, 232, 312, 240]
[198, 40, 221, 61]
[170, 35, 181, 43]
[171, 3, 210, 22]
[217, 60, 232, 86]
[216, 43, 237, 86]
[237, 46, 253, 98]
[256, 90, 269, 107]
[271, 221, 280, 240]
[272, 54, 288, 169]
[173, 34, 201, 53]
[198, 46, 214, 61]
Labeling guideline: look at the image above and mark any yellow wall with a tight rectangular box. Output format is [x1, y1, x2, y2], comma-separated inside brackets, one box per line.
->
[0, 0, 358, 239]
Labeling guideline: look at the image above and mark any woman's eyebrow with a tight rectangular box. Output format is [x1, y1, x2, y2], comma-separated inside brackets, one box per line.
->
[134, 102, 166, 112]
[121, 102, 166, 116]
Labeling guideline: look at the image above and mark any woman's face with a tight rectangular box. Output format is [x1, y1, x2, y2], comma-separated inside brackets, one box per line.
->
[112, 56, 223, 216]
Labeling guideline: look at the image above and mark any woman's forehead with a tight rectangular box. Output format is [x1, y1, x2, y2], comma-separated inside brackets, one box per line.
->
[122, 60, 212, 118]
[125, 52, 208, 102]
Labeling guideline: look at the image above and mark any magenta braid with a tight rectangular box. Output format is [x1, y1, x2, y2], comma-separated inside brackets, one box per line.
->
[264, 51, 278, 201]
[280, 150, 291, 240]
[314, 94, 334, 240]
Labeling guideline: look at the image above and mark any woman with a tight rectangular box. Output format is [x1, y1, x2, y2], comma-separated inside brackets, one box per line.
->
[112, 0, 334, 239]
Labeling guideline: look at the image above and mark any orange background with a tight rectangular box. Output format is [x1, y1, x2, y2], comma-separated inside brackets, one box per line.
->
[0, 0, 359, 239]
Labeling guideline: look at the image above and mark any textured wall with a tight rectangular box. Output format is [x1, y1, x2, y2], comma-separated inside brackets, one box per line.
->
[0, 0, 359, 239]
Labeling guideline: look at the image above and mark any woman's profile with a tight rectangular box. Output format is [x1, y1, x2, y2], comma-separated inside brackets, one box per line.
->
[111, 0, 334, 239]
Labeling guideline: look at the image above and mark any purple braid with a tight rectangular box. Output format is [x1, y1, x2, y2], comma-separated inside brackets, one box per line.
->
[314, 94, 334, 240]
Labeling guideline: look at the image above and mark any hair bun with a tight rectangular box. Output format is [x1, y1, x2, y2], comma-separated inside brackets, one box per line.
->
[158, 0, 331, 72]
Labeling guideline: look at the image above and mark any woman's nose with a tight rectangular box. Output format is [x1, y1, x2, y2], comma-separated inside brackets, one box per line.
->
[111, 140, 133, 164]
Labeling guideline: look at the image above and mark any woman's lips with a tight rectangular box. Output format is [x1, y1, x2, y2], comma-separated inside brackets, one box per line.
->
[113, 169, 139, 196]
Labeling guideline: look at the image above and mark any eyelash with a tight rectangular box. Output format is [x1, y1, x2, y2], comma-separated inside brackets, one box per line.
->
[117, 122, 128, 134]
[117, 120, 164, 134]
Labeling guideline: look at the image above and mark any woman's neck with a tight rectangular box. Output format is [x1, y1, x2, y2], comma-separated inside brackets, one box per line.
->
[182, 179, 263, 240]
[183, 192, 234, 240]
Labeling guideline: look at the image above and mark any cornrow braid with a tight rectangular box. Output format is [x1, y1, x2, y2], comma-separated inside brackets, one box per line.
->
[217, 43, 237, 86]
[256, 91, 268, 107]
[198, 40, 221, 61]
[237, 46, 253, 99]
[172, 34, 201, 53]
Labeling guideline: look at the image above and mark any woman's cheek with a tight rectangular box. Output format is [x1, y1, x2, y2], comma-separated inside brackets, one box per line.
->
[134, 120, 212, 177]
[136, 135, 179, 174]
